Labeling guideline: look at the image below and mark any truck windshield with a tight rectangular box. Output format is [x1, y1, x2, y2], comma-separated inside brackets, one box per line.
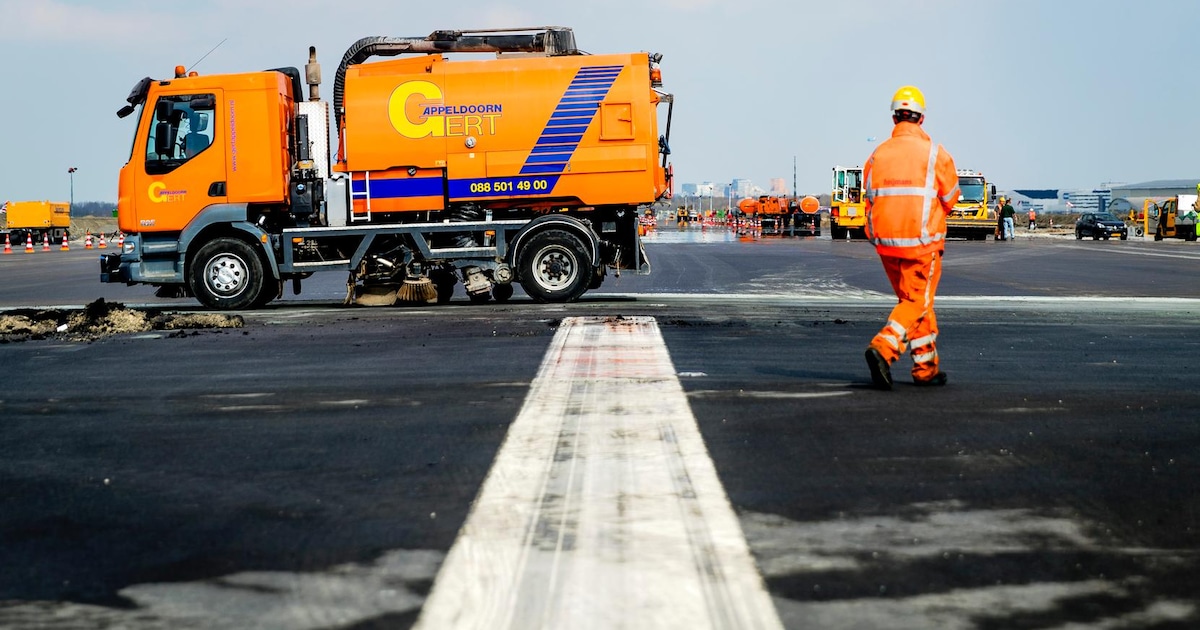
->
[958, 177, 985, 203]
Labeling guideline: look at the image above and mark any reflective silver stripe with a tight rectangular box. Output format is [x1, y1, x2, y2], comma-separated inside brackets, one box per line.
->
[912, 350, 937, 364]
[879, 333, 902, 350]
[875, 234, 945, 248]
[887, 320, 907, 337]
[920, 142, 938, 244]
[872, 187, 928, 197]
[940, 186, 960, 204]
[909, 333, 937, 348]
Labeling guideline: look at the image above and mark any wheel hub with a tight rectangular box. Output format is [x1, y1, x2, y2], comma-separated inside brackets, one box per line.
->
[208, 255, 246, 295]
[538, 250, 574, 287]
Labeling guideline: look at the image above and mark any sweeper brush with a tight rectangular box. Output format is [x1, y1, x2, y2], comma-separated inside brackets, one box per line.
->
[354, 284, 399, 306]
[396, 277, 438, 304]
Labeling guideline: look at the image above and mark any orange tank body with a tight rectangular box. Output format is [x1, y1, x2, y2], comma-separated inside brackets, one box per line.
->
[337, 52, 667, 216]
[740, 195, 787, 216]
[737, 198, 759, 216]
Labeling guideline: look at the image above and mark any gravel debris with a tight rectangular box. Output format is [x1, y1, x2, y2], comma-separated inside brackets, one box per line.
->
[0, 298, 243, 343]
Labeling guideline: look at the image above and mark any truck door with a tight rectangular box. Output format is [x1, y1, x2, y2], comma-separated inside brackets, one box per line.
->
[132, 91, 228, 232]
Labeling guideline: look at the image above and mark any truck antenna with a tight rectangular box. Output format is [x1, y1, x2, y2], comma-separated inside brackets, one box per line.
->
[187, 38, 228, 74]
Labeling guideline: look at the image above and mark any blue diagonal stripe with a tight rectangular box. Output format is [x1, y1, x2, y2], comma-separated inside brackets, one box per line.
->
[519, 65, 623, 176]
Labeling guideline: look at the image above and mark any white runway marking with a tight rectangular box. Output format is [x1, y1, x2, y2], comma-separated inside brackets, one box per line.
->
[415, 316, 783, 630]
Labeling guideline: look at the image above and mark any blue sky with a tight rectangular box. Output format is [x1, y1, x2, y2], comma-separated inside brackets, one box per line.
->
[0, 0, 1195, 204]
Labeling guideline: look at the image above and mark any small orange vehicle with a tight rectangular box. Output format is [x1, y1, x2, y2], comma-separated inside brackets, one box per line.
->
[737, 195, 820, 236]
[103, 27, 673, 308]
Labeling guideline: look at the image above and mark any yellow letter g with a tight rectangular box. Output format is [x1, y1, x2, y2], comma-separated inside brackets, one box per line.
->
[389, 81, 444, 139]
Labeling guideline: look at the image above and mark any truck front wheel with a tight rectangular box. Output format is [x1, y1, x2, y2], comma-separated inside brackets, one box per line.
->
[518, 229, 593, 303]
[189, 237, 267, 310]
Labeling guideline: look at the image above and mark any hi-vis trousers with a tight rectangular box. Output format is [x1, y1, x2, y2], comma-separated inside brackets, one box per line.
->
[869, 250, 943, 381]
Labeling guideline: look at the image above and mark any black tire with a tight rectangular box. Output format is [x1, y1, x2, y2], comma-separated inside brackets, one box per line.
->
[830, 225, 846, 241]
[254, 277, 281, 308]
[189, 237, 267, 310]
[1075, 230, 1082, 240]
[492, 283, 514, 302]
[517, 229, 593, 303]
[1120, 233, 1128, 241]
[431, 269, 457, 304]
[1093, 234, 1100, 240]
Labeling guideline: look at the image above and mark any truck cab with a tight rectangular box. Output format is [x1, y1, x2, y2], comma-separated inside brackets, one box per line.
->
[117, 70, 297, 236]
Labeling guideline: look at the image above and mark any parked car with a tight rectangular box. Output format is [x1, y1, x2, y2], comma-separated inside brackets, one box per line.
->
[1075, 212, 1128, 240]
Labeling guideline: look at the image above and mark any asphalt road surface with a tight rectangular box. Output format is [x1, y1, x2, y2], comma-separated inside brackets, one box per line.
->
[3, 228, 1200, 629]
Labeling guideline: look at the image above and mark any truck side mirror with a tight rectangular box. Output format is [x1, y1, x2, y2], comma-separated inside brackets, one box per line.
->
[155, 99, 175, 122]
[155, 122, 175, 157]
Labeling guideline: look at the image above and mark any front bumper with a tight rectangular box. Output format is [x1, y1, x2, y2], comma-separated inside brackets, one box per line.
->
[98, 234, 186, 285]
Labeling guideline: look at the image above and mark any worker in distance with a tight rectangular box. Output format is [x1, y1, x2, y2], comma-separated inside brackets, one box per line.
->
[862, 86, 959, 390]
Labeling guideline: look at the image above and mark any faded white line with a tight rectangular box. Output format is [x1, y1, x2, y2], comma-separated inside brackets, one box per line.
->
[415, 316, 782, 630]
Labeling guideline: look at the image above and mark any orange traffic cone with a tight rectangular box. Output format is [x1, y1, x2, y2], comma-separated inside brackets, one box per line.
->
[117, 232, 125, 248]
[24, 234, 34, 253]
[61, 232, 70, 251]
[42, 233, 51, 252]
[98, 233, 107, 249]
[3, 233, 11, 254]
[85, 231, 93, 249]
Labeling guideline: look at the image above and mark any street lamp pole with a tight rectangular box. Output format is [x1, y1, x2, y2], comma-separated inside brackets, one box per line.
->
[68, 167, 78, 208]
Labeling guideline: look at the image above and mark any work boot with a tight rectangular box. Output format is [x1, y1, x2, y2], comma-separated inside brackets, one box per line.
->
[913, 372, 948, 387]
[865, 347, 892, 390]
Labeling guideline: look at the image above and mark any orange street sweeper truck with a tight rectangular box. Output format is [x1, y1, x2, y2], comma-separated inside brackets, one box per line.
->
[101, 27, 673, 308]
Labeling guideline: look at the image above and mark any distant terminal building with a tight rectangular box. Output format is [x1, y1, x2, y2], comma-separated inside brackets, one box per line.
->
[769, 178, 787, 195]
[1008, 189, 1060, 214]
[679, 183, 699, 197]
[1062, 188, 1113, 212]
[1110, 179, 1198, 200]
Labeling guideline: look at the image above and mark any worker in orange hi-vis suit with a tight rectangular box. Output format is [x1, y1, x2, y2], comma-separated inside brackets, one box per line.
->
[862, 85, 960, 390]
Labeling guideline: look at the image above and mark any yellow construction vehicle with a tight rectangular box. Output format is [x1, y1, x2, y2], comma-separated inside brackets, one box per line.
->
[829, 166, 865, 240]
[1138, 196, 1199, 241]
[945, 169, 997, 240]
[1, 201, 71, 244]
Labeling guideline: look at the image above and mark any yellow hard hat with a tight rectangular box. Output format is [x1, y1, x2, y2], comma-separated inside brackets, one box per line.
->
[890, 85, 926, 115]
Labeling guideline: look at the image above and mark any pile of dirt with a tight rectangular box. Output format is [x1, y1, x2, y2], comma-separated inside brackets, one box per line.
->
[71, 217, 119, 238]
[0, 299, 243, 343]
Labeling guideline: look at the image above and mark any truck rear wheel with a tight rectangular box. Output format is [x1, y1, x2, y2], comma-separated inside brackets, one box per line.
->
[518, 229, 593, 303]
[189, 237, 267, 310]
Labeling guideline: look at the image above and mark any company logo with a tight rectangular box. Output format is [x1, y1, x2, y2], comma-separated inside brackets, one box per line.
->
[388, 80, 502, 139]
[148, 182, 187, 203]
